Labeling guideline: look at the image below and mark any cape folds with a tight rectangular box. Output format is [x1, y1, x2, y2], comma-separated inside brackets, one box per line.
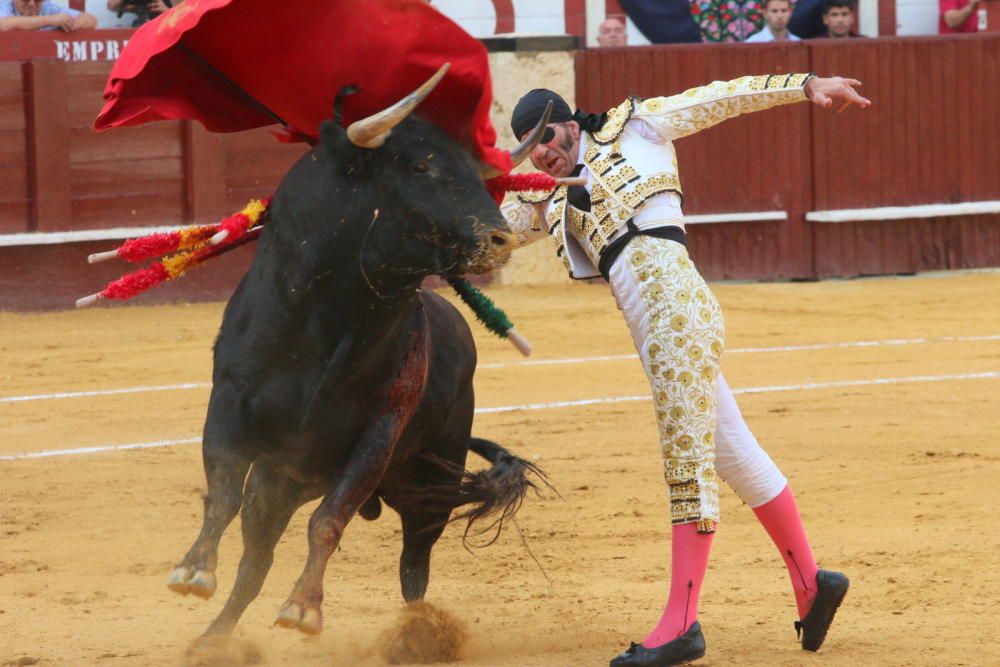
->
[94, 0, 513, 174]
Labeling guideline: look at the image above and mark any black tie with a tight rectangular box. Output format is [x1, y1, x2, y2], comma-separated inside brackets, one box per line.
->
[566, 163, 591, 212]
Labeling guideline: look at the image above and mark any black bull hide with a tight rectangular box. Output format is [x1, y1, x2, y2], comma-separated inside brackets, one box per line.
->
[166, 116, 545, 638]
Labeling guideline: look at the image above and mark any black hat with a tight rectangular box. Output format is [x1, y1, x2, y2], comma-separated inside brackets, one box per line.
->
[510, 88, 573, 139]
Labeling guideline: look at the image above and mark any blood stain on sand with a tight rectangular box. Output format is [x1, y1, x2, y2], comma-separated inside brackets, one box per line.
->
[376, 601, 469, 664]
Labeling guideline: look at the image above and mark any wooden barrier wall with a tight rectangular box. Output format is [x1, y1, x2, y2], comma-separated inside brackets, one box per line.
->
[1, 36, 998, 309]
[575, 34, 1000, 280]
[1, 59, 307, 236]
[0, 59, 306, 309]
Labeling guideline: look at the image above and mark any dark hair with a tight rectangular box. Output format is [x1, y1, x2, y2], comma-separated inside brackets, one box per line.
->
[824, 0, 854, 13]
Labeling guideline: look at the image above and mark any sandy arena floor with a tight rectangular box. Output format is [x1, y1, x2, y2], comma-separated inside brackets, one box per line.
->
[1, 271, 999, 666]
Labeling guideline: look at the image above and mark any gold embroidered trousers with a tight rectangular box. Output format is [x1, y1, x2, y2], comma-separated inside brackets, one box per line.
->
[608, 235, 725, 533]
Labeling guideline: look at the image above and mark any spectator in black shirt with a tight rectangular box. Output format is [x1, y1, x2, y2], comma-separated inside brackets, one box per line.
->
[106, 0, 177, 27]
[822, 0, 865, 38]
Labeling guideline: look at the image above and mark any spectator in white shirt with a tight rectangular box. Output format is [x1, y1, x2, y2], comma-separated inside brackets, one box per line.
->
[0, 0, 97, 32]
[746, 0, 801, 42]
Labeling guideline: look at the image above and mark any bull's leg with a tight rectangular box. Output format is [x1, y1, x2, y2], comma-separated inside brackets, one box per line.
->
[202, 461, 308, 637]
[275, 415, 398, 635]
[398, 509, 451, 602]
[167, 436, 252, 600]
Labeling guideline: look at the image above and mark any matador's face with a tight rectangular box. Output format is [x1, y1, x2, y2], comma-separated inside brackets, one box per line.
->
[523, 121, 581, 178]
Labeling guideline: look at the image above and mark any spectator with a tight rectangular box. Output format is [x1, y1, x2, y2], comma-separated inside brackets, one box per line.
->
[745, 0, 801, 41]
[107, 0, 175, 27]
[939, 0, 980, 33]
[822, 0, 864, 37]
[0, 0, 97, 31]
[597, 16, 628, 47]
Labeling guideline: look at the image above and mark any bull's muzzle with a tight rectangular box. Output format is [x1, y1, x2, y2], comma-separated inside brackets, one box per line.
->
[461, 225, 517, 275]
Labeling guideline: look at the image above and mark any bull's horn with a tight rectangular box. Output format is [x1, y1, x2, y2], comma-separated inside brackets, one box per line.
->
[509, 100, 553, 167]
[480, 100, 554, 179]
[346, 63, 451, 148]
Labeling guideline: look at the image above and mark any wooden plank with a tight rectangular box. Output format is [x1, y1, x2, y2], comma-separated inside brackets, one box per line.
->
[937, 40, 960, 202]
[0, 60, 27, 233]
[955, 39, 975, 204]
[220, 127, 302, 152]
[69, 157, 185, 199]
[0, 201, 29, 232]
[24, 59, 71, 232]
[0, 96, 26, 131]
[66, 61, 115, 129]
[887, 39, 907, 207]
[0, 61, 22, 88]
[859, 45, 883, 274]
[0, 163, 28, 201]
[70, 123, 185, 163]
[915, 41, 937, 202]
[224, 149, 304, 179]
[878, 220, 913, 274]
[980, 36, 1000, 199]
[573, 50, 588, 112]
[902, 38, 922, 204]
[0, 240, 253, 312]
[959, 215, 1000, 268]
[71, 188, 186, 228]
[184, 121, 228, 224]
[628, 48, 654, 99]
[0, 128, 26, 165]
[585, 48, 603, 111]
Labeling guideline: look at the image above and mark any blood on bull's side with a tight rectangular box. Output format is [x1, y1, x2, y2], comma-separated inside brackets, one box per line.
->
[163, 65, 553, 639]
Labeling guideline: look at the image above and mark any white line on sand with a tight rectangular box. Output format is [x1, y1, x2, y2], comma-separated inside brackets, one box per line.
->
[3, 334, 998, 405]
[2, 370, 996, 461]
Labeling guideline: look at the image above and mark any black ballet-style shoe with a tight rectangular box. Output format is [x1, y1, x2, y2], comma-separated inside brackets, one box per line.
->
[609, 622, 706, 667]
[795, 569, 850, 651]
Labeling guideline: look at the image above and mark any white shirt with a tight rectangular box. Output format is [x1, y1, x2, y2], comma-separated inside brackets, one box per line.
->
[744, 25, 801, 43]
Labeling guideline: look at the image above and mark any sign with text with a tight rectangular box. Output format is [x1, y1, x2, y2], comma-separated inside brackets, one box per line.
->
[1, 30, 135, 63]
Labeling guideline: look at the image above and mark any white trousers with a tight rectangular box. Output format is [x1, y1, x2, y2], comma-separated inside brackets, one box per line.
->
[609, 237, 787, 514]
[713, 372, 787, 508]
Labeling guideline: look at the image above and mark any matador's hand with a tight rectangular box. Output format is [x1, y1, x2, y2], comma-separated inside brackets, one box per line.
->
[805, 77, 872, 112]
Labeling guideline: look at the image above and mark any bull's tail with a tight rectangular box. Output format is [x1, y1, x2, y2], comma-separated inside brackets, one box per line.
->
[411, 437, 551, 547]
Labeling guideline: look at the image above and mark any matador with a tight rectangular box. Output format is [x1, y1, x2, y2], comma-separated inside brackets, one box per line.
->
[501, 73, 871, 667]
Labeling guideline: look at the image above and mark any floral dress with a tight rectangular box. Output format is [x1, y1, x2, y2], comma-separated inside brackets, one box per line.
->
[689, 0, 765, 42]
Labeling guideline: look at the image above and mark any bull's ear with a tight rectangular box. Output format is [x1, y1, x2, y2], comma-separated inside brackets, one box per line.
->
[319, 119, 352, 158]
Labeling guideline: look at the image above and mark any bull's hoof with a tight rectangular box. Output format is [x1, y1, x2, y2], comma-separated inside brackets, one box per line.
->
[275, 602, 323, 635]
[167, 566, 217, 599]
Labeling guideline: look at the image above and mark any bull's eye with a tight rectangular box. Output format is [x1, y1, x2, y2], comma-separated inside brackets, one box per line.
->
[413, 162, 430, 174]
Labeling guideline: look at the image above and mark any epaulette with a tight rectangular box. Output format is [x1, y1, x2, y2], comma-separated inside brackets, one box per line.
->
[516, 189, 557, 205]
[591, 97, 642, 145]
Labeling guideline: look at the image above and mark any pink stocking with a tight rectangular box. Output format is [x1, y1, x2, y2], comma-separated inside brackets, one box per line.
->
[752, 485, 819, 618]
[643, 523, 714, 648]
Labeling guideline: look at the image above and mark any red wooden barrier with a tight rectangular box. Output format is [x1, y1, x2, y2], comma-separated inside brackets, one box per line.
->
[575, 35, 1000, 280]
[5, 58, 306, 233]
[1, 36, 999, 310]
[808, 35, 1000, 276]
[0, 57, 305, 310]
[577, 42, 815, 281]
[0, 61, 28, 234]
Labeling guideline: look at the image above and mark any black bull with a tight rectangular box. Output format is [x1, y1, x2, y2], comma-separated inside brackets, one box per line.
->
[165, 112, 547, 637]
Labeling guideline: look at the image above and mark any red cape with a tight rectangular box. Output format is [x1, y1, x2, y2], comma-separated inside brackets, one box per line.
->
[94, 0, 513, 173]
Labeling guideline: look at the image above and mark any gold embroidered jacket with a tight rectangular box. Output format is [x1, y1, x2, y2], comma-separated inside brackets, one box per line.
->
[501, 73, 812, 279]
